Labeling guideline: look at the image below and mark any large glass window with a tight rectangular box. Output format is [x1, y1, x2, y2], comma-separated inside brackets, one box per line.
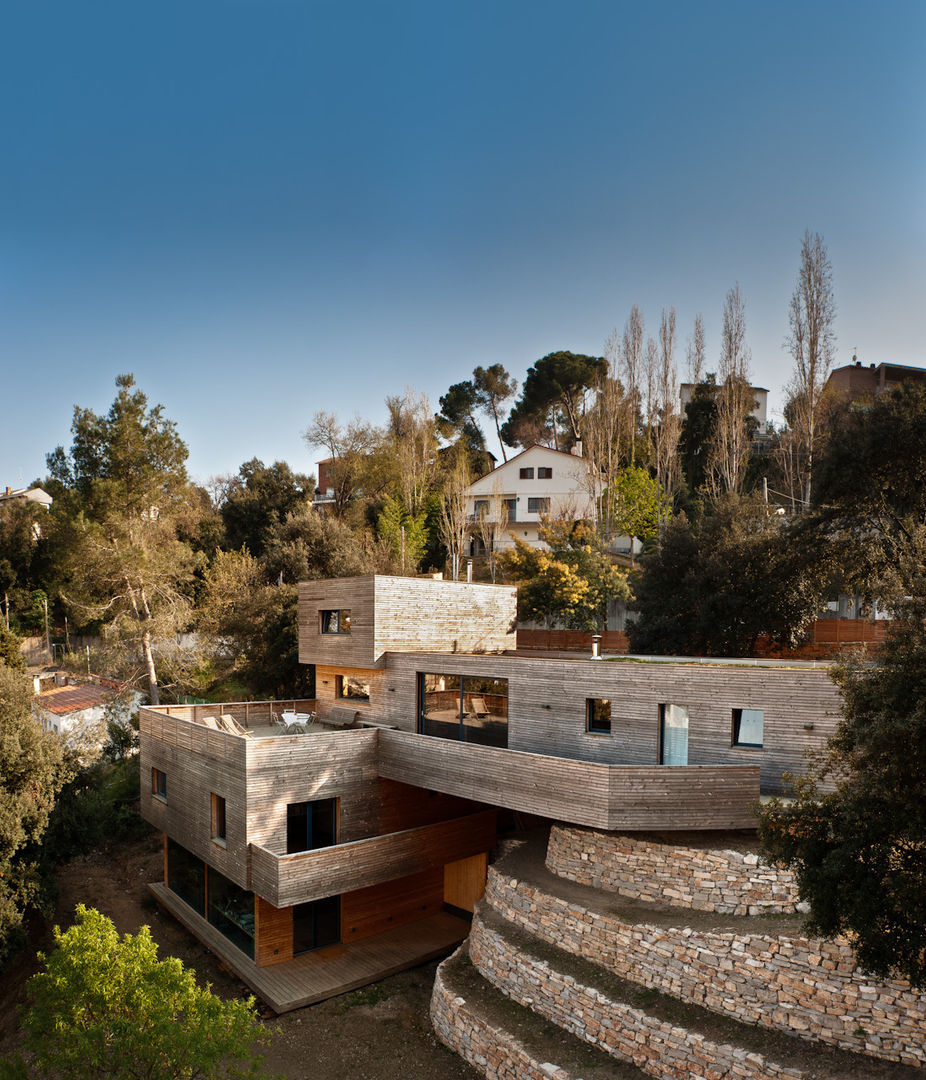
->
[418, 673, 508, 748]
[527, 497, 550, 514]
[337, 674, 370, 701]
[320, 609, 351, 634]
[293, 897, 340, 954]
[732, 708, 764, 748]
[659, 703, 689, 765]
[207, 867, 254, 959]
[166, 838, 205, 917]
[287, 798, 338, 854]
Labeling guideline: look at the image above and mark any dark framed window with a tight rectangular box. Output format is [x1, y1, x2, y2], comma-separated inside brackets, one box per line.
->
[337, 674, 370, 701]
[320, 609, 351, 634]
[474, 500, 489, 518]
[152, 767, 167, 801]
[207, 867, 254, 959]
[732, 708, 764, 748]
[537, 466, 553, 479]
[505, 498, 517, 522]
[287, 798, 338, 854]
[211, 793, 227, 843]
[527, 497, 550, 514]
[586, 698, 611, 734]
[418, 673, 508, 748]
[166, 838, 205, 916]
[519, 467, 534, 479]
[293, 896, 340, 954]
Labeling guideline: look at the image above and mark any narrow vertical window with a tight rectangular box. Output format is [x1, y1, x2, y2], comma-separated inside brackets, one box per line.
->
[211, 793, 227, 844]
[152, 767, 167, 801]
[320, 609, 351, 634]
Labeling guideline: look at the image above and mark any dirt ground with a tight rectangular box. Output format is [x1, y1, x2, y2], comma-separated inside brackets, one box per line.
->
[0, 831, 479, 1080]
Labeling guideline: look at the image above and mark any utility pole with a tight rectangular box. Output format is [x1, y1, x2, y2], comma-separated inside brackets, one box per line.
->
[43, 596, 52, 667]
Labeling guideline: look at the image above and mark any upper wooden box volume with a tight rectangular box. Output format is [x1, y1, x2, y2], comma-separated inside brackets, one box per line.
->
[297, 575, 518, 669]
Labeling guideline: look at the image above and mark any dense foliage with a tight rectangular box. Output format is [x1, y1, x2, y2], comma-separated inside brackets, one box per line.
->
[758, 605, 926, 987]
[2, 905, 270, 1080]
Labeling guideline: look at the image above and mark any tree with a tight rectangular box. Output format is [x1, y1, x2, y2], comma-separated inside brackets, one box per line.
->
[758, 604, 926, 987]
[629, 493, 828, 656]
[652, 307, 682, 527]
[438, 449, 472, 580]
[707, 285, 753, 496]
[621, 306, 645, 465]
[45, 376, 198, 705]
[606, 466, 664, 555]
[472, 364, 517, 461]
[4, 905, 270, 1079]
[0, 664, 67, 962]
[499, 521, 630, 631]
[302, 412, 390, 523]
[678, 375, 718, 494]
[785, 231, 837, 509]
[219, 459, 314, 558]
[376, 494, 429, 574]
[501, 351, 606, 452]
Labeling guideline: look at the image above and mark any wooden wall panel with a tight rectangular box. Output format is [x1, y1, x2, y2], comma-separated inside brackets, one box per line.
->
[341, 867, 444, 943]
[250, 810, 497, 908]
[298, 577, 378, 669]
[376, 779, 486, 834]
[380, 652, 843, 795]
[444, 852, 487, 913]
[314, 665, 384, 722]
[255, 896, 293, 967]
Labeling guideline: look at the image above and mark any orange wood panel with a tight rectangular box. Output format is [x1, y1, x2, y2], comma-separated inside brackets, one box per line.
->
[341, 867, 443, 943]
[443, 852, 487, 913]
[255, 896, 293, 967]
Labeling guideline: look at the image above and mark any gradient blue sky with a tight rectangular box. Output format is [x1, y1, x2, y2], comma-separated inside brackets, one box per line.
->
[3, 1, 924, 486]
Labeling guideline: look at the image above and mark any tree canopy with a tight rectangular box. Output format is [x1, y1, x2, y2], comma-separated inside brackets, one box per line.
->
[3, 905, 270, 1080]
[629, 493, 828, 656]
[758, 603, 926, 987]
[0, 664, 67, 963]
[501, 351, 606, 451]
[219, 458, 314, 559]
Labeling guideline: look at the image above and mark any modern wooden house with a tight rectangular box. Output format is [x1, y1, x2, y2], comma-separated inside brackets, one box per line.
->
[139, 574, 843, 1011]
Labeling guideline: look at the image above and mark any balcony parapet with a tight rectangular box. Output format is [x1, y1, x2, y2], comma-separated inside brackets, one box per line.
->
[249, 809, 497, 907]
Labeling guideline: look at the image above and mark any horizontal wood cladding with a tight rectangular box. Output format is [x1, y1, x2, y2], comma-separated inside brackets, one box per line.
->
[376, 779, 486, 834]
[298, 575, 516, 669]
[380, 652, 842, 794]
[249, 810, 497, 908]
[376, 730, 759, 830]
[139, 708, 252, 889]
[244, 729, 380, 851]
[371, 576, 516, 659]
[314, 665, 383, 720]
[341, 867, 444, 943]
[255, 896, 293, 967]
[298, 577, 378, 669]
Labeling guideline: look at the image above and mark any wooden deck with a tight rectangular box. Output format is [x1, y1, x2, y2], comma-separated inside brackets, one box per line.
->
[149, 883, 470, 1014]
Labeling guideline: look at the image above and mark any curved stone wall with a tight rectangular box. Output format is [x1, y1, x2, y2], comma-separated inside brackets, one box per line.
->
[469, 913, 806, 1080]
[545, 826, 803, 915]
[430, 947, 579, 1080]
[484, 865, 926, 1066]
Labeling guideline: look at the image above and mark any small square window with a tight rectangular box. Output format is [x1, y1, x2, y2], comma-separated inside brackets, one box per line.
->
[586, 698, 612, 734]
[211, 793, 227, 843]
[732, 708, 764, 748]
[337, 674, 370, 701]
[537, 467, 553, 479]
[527, 497, 550, 514]
[519, 467, 534, 479]
[320, 609, 351, 634]
[152, 767, 167, 801]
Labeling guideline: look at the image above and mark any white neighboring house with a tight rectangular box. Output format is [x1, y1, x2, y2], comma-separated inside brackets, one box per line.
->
[464, 444, 598, 553]
[33, 677, 141, 757]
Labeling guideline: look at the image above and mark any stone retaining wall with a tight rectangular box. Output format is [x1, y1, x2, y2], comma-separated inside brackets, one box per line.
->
[469, 913, 807, 1080]
[430, 947, 577, 1080]
[546, 827, 804, 915]
[485, 866, 926, 1066]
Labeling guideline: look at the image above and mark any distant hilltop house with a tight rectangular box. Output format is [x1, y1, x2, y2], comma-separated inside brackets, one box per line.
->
[679, 383, 771, 438]
[0, 485, 53, 509]
[311, 458, 337, 514]
[464, 444, 598, 553]
[824, 359, 926, 400]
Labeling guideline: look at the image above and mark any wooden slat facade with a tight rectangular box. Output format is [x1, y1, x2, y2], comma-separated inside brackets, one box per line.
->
[341, 867, 445, 942]
[249, 810, 497, 907]
[380, 651, 842, 795]
[376, 730, 759, 829]
[298, 575, 517, 669]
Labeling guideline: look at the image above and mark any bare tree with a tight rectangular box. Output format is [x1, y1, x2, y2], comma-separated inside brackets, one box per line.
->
[653, 307, 681, 527]
[438, 449, 472, 580]
[785, 231, 836, 509]
[472, 480, 510, 583]
[708, 284, 753, 496]
[686, 313, 705, 385]
[621, 305, 645, 465]
[385, 388, 439, 516]
[303, 411, 386, 520]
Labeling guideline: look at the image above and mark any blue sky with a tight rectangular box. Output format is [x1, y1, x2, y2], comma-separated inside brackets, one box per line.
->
[2, 1, 924, 486]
